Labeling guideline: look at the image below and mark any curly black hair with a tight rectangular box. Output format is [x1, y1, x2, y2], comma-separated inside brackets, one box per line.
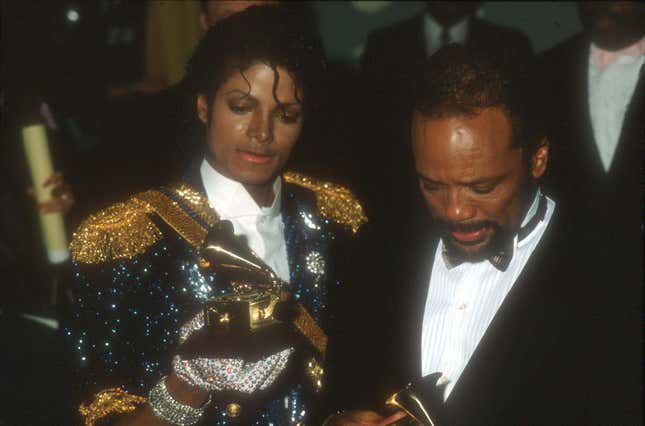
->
[184, 4, 325, 125]
[413, 44, 544, 161]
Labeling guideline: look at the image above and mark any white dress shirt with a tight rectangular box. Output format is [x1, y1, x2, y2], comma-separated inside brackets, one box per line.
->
[421, 189, 555, 401]
[200, 159, 290, 282]
[423, 13, 469, 57]
[588, 42, 644, 172]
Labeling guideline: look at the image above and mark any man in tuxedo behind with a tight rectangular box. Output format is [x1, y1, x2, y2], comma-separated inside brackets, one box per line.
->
[327, 45, 624, 425]
[358, 1, 533, 240]
[536, 3, 643, 418]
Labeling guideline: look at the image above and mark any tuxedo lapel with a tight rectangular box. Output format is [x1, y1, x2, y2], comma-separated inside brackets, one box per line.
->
[610, 64, 644, 178]
[405, 14, 427, 67]
[441, 212, 567, 422]
[573, 42, 606, 174]
[409, 236, 438, 378]
[392, 228, 439, 383]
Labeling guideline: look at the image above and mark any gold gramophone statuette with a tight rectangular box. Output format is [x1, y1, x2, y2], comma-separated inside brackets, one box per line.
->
[199, 220, 329, 393]
[204, 286, 281, 332]
[385, 383, 436, 426]
[200, 222, 286, 333]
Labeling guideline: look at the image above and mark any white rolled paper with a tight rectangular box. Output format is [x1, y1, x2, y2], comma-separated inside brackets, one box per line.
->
[22, 124, 70, 264]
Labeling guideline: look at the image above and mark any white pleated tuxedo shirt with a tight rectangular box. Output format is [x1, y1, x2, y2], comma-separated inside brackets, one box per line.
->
[421, 189, 555, 401]
[588, 40, 644, 172]
[200, 159, 290, 282]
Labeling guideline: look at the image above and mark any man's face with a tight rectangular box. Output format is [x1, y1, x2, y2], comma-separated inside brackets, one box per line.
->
[578, 1, 645, 51]
[197, 63, 303, 186]
[411, 107, 545, 260]
[201, 0, 279, 29]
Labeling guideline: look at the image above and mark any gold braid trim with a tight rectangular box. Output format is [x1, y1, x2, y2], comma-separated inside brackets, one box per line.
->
[293, 303, 328, 358]
[79, 388, 146, 426]
[283, 171, 367, 234]
[134, 190, 211, 250]
[168, 182, 219, 228]
[70, 199, 162, 264]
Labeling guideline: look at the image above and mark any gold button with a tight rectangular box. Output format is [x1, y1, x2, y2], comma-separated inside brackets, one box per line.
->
[226, 402, 241, 418]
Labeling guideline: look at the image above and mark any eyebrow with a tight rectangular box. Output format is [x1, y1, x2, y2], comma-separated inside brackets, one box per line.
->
[224, 89, 302, 108]
[224, 89, 252, 98]
[416, 172, 507, 186]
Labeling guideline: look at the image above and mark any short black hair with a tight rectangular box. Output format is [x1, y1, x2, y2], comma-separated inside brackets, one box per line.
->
[413, 44, 544, 160]
[185, 5, 325, 120]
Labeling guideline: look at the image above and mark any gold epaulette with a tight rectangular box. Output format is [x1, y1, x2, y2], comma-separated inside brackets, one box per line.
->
[79, 388, 146, 426]
[70, 197, 162, 264]
[70, 183, 218, 265]
[283, 171, 367, 234]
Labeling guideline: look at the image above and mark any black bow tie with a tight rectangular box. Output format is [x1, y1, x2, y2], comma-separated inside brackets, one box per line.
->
[442, 195, 547, 272]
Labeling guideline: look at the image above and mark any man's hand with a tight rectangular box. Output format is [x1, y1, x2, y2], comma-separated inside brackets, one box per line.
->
[173, 310, 295, 393]
[27, 171, 75, 213]
[325, 410, 407, 426]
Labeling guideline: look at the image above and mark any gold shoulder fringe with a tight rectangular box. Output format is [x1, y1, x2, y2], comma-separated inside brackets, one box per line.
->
[70, 197, 162, 264]
[79, 388, 146, 426]
[283, 171, 367, 234]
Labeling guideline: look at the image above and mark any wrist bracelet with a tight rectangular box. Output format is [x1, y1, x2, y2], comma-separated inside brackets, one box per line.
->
[148, 376, 211, 426]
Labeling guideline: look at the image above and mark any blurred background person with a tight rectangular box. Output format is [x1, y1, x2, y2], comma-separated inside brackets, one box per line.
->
[535, 3, 643, 422]
[108, 0, 279, 98]
[1, 106, 77, 425]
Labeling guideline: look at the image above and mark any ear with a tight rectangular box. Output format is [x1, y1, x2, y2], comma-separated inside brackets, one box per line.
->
[197, 94, 208, 124]
[530, 137, 549, 179]
[199, 12, 209, 32]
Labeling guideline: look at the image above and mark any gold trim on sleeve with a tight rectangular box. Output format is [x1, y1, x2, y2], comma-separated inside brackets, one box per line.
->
[79, 388, 146, 426]
[283, 171, 367, 234]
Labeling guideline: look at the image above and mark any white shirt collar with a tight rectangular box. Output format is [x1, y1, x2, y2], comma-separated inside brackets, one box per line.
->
[520, 187, 541, 228]
[199, 158, 282, 219]
[423, 13, 470, 56]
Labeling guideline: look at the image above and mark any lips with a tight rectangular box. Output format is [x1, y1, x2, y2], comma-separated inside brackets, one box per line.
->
[451, 228, 487, 244]
[238, 150, 273, 165]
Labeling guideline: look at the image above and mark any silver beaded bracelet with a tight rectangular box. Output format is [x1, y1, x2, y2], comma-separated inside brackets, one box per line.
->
[148, 376, 211, 426]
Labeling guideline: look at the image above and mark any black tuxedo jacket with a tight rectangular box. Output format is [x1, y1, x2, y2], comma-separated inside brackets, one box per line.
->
[535, 38, 643, 420]
[536, 34, 643, 234]
[348, 206, 637, 425]
[361, 14, 533, 104]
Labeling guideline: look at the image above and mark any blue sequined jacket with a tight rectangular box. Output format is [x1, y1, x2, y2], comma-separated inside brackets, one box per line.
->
[65, 166, 367, 425]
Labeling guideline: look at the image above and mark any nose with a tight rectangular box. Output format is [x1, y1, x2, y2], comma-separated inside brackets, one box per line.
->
[444, 188, 476, 222]
[246, 111, 273, 144]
